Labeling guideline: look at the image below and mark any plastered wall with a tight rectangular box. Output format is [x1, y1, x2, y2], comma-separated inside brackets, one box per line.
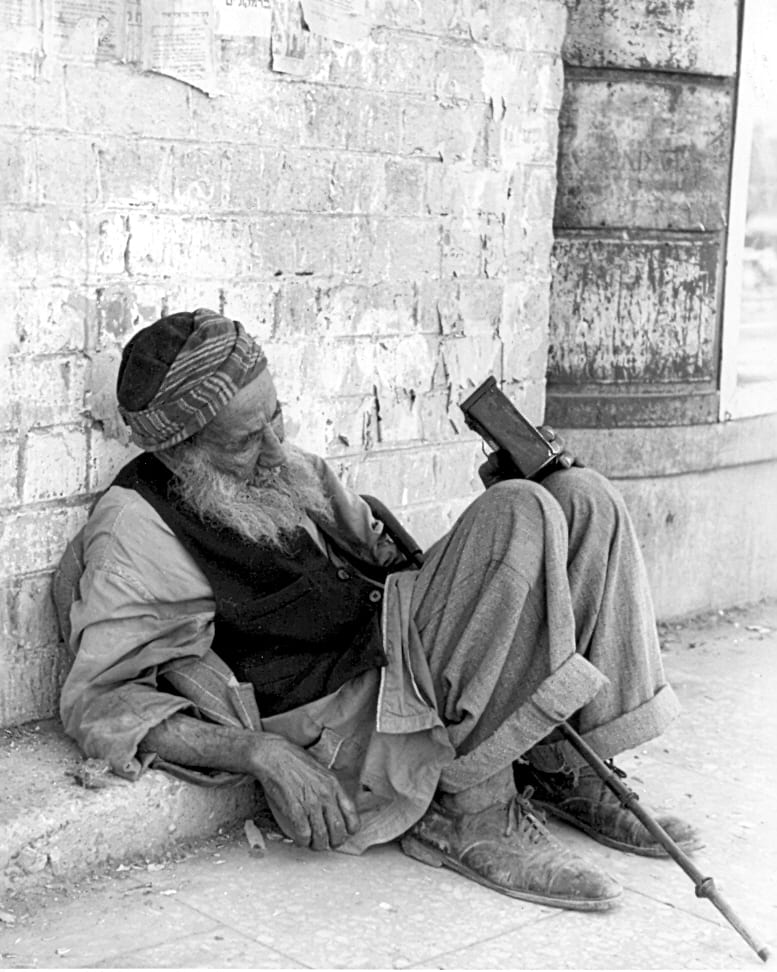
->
[0, 1, 568, 727]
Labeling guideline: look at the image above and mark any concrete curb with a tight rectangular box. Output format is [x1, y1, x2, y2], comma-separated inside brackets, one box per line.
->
[0, 720, 261, 897]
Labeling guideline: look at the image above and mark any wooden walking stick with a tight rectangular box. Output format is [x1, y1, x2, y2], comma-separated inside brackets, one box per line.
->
[361, 492, 771, 962]
[558, 722, 771, 963]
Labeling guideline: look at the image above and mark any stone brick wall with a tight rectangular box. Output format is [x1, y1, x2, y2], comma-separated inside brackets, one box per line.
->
[0, 1, 568, 726]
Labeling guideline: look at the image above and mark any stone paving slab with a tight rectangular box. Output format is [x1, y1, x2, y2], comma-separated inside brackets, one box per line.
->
[0, 601, 775, 969]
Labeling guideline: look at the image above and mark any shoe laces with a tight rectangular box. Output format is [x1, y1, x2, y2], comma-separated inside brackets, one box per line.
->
[504, 787, 554, 845]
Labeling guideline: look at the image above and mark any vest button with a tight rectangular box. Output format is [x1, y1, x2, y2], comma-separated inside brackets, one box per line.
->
[369, 589, 382, 603]
[337, 568, 349, 580]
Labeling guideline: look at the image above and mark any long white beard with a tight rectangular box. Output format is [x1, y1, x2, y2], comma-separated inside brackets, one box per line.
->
[166, 443, 332, 551]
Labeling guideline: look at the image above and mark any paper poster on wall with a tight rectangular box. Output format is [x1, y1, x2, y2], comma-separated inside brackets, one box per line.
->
[0, 0, 42, 53]
[215, 0, 270, 37]
[43, 0, 126, 60]
[300, 0, 368, 44]
[141, 0, 216, 93]
[123, 0, 142, 62]
[270, 0, 309, 75]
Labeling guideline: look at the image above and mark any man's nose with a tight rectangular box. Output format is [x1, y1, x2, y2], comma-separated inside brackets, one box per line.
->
[257, 427, 286, 468]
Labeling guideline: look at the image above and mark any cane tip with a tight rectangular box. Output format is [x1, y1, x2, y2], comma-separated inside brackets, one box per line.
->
[757, 945, 770, 963]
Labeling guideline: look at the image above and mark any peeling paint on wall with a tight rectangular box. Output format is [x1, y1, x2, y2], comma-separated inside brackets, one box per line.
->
[549, 237, 719, 384]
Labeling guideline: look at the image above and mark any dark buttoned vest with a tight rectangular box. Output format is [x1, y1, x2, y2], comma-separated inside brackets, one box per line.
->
[112, 454, 388, 717]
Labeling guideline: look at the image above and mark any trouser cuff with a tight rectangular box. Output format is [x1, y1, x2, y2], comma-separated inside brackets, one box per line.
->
[438, 652, 608, 793]
[529, 683, 681, 770]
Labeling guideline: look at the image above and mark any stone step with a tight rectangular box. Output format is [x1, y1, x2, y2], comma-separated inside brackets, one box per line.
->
[0, 719, 260, 897]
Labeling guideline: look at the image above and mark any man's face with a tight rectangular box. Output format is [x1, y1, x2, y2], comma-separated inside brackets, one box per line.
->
[197, 368, 286, 480]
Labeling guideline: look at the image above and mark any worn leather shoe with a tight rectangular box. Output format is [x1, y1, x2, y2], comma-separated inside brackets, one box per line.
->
[400, 790, 622, 911]
[515, 760, 702, 858]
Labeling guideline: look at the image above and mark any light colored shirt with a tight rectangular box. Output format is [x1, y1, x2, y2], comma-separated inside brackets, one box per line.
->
[59, 450, 455, 852]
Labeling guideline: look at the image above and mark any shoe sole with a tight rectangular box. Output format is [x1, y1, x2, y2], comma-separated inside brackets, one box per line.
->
[533, 800, 704, 858]
[400, 835, 622, 912]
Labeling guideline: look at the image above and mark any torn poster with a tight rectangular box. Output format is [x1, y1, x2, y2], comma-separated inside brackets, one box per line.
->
[123, 0, 142, 62]
[300, 0, 368, 45]
[43, 0, 125, 61]
[0, 0, 42, 53]
[141, 0, 216, 94]
[215, 0, 271, 37]
[270, 0, 308, 75]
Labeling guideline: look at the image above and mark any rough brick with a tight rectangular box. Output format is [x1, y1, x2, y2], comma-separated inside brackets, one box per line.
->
[0, 56, 36, 127]
[495, 106, 559, 168]
[220, 282, 278, 340]
[6, 573, 61, 651]
[301, 88, 402, 155]
[35, 134, 98, 207]
[426, 164, 510, 218]
[328, 155, 387, 215]
[501, 316, 550, 387]
[0, 635, 70, 726]
[324, 32, 440, 98]
[401, 100, 489, 163]
[315, 282, 419, 337]
[172, 144, 235, 212]
[64, 63, 193, 138]
[0, 355, 15, 431]
[375, 218, 441, 281]
[127, 214, 254, 279]
[5, 287, 87, 354]
[491, 0, 568, 53]
[504, 213, 554, 271]
[12, 356, 87, 430]
[0, 435, 20, 508]
[419, 279, 505, 336]
[291, 392, 376, 456]
[433, 42, 487, 104]
[563, 0, 737, 77]
[85, 213, 130, 279]
[192, 76, 305, 145]
[88, 430, 139, 492]
[441, 332, 503, 388]
[230, 148, 334, 214]
[0, 132, 35, 206]
[0, 505, 89, 580]
[94, 283, 145, 344]
[96, 139, 174, 210]
[22, 429, 89, 504]
[0, 210, 87, 285]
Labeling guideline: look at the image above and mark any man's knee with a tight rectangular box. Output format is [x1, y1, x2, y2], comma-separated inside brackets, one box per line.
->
[465, 478, 568, 539]
[541, 467, 627, 531]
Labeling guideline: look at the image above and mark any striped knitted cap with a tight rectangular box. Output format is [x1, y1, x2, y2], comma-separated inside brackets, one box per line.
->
[117, 309, 266, 451]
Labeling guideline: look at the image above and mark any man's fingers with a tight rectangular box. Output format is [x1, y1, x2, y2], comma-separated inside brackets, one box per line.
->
[337, 789, 361, 836]
[308, 805, 331, 851]
[322, 802, 348, 848]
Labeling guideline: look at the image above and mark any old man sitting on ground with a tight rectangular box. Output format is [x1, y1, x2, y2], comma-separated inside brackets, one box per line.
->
[57, 309, 698, 912]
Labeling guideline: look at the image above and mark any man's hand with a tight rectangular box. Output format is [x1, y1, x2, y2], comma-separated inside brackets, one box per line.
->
[249, 733, 361, 851]
[140, 714, 360, 851]
[478, 430, 582, 489]
[478, 449, 520, 489]
[537, 425, 580, 471]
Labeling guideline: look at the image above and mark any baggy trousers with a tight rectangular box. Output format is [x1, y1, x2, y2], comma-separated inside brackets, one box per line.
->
[408, 467, 680, 794]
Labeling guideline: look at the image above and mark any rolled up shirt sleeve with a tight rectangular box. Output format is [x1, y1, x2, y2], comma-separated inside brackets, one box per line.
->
[59, 488, 217, 779]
